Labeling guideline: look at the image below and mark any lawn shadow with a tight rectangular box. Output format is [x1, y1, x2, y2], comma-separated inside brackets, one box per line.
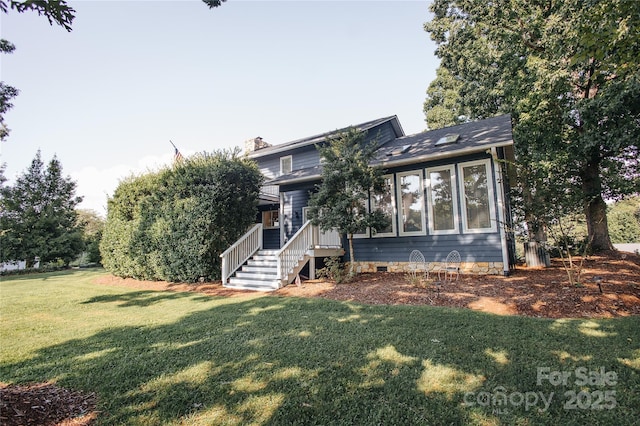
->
[82, 290, 196, 307]
[2, 295, 639, 425]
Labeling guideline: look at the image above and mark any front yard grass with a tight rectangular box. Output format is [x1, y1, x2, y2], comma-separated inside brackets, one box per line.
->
[1, 269, 639, 425]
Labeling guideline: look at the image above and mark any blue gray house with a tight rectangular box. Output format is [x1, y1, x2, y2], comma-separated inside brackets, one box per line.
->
[220, 114, 515, 291]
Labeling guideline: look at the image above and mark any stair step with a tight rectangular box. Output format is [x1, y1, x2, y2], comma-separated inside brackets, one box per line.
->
[248, 259, 277, 267]
[226, 277, 280, 291]
[242, 265, 277, 273]
[235, 271, 278, 280]
[249, 254, 278, 263]
[257, 250, 278, 255]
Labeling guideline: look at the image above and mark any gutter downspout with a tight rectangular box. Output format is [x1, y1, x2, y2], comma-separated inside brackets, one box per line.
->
[491, 147, 511, 276]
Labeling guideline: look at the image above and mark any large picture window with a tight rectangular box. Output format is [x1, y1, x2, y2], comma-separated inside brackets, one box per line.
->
[458, 159, 496, 233]
[370, 174, 396, 237]
[426, 166, 458, 234]
[396, 170, 426, 236]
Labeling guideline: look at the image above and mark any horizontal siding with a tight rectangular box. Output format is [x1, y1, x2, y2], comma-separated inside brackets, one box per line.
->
[257, 127, 509, 265]
[256, 156, 280, 180]
[366, 121, 395, 146]
[281, 188, 312, 242]
[349, 233, 503, 263]
[254, 121, 397, 177]
[254, 147, 319, 178]
[263, 229, 280, 250]
[290, 147, 320, 171]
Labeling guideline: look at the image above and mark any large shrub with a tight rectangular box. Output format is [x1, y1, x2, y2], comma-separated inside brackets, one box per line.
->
[100, 150, 262, 282]
[608, 196, 640, 244]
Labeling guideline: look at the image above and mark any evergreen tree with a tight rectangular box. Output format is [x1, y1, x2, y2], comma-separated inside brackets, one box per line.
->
[0, 150, 83, 266]
[306, 129, 389, 276]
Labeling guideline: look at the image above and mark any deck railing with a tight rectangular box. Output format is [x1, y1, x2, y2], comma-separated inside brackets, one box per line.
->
[220, 220, 342, 286]
[220, 223, 263, 283]
[260, 184, 279, 200]
[314, 226, 341, 248]
[276, 220, 342, 282]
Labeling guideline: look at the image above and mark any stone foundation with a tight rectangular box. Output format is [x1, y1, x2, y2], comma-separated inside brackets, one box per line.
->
[351, 261, 505, 276]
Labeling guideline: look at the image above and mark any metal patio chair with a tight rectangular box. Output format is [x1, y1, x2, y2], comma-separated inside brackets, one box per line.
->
[438, 250, 461, 282]
[409, 250, 428, 281]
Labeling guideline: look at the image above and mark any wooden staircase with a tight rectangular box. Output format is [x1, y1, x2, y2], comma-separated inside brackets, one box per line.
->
[221, 221, 342, 292]
[226, 250, 281, 291]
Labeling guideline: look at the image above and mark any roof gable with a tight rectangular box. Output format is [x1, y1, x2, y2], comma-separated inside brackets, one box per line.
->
[247, 116, 404, 159]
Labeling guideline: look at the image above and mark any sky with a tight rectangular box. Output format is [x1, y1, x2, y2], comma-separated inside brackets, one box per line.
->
[1, 0, 439, 216]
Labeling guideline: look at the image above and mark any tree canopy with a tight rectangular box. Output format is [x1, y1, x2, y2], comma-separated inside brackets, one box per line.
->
[0, 150, 84, 266]
[423, 0, 640, 251]
[306, 129, 389, 276]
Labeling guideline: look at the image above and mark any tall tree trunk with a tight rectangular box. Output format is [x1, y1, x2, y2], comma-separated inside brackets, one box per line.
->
[580, 159, 613, 252]
[347, 234, 355, 276]
[523, 182, 547, 242]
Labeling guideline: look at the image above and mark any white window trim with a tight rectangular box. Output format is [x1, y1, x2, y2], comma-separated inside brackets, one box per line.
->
[371, 174, 397, 238]
[425, 165, 459, 235]
[396, 170, 427, 236]
[457, 158, 497, 234]
[280, 155, 292, 176]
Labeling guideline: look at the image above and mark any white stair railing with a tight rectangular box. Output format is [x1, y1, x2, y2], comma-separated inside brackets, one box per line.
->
[220, 223, 263, 283]
[277, 221, 315, 282]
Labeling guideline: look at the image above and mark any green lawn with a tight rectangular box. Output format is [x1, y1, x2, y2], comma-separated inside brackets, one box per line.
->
[1, 269, 639, 425]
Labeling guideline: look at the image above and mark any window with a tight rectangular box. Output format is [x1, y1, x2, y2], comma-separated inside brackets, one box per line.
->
[262, 210, 279, 229]
[458, 159, 496, 233]
[396, 170, 426, 236]
[370, 174, 396, 237]
[426, 166, 459, 234]
[280, 155, 292, 175]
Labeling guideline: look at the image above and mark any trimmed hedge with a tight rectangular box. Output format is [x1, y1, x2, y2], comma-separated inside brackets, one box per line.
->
[100, 150, 263, 282]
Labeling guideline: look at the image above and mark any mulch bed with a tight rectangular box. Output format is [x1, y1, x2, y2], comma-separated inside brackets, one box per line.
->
[3, 251, 639, 425]
[0, 383, 96, 426]
[275, 251, 640, 318]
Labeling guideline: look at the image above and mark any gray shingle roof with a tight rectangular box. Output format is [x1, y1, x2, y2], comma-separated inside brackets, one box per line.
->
[247, 116, 404, 159]
[266, 114, 513, 186]
[374, 114, 513, 167]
